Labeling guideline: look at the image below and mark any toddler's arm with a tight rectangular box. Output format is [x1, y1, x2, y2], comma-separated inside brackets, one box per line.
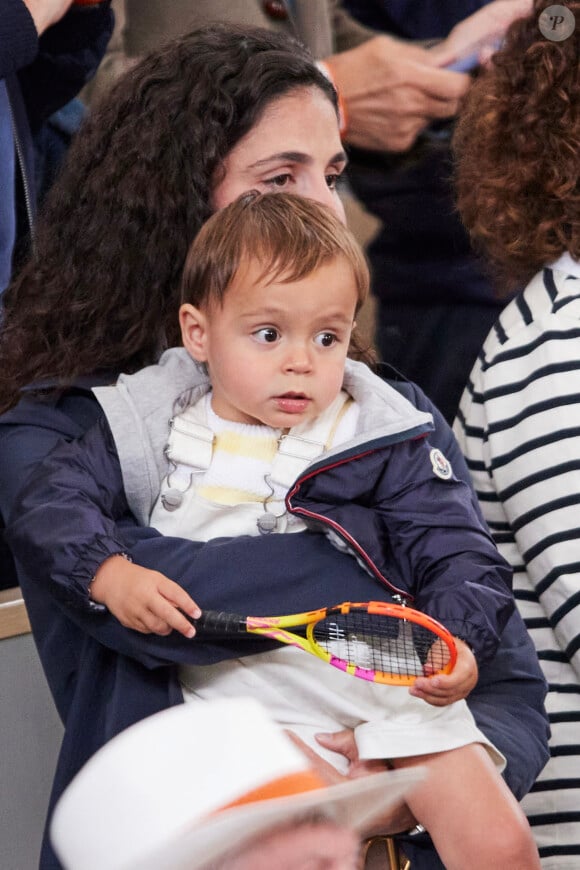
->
[370, 434, 515, 664]
[7, 413, 201, 628]
[90, 554, 200, 637]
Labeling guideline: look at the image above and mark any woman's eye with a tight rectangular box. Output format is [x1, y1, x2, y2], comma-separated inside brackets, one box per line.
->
[254, 327, 279, 344]
[264, 173, 291, 189]
[325, 173, 341, 190]
[315, 332, 337, 348]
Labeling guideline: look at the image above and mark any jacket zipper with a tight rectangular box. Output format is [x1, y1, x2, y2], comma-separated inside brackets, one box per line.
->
[286, 449, 414, 604]
[8, 96, 36, 250]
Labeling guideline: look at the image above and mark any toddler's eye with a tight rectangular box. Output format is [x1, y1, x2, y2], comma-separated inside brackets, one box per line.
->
[254, 327, 279, 344]
[315, 332, 337, 348]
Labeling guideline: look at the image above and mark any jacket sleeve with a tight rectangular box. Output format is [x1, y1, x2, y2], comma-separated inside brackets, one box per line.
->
[466, 608, 550, 798]
[390, 374, 488, 523]
[373, 432, 514, 662]
[386, 375, 550, 796]
[42, 522, 397, 668]
[5, 408, 401, 629]
[6, 413, 135, 610]
[18, 1, 114, 130]
[288, 371, 515, 662]
[360, 374, 515, 664]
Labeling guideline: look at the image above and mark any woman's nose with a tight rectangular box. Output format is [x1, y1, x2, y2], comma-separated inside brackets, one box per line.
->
[304, 178, 347, 224]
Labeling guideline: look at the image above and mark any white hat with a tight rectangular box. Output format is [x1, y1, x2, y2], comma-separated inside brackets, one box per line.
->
[51, 698, 423, 870]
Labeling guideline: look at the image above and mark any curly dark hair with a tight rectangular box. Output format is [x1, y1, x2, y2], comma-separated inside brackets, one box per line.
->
[0, 24, 337, 412]
[453, 0, 580, 293]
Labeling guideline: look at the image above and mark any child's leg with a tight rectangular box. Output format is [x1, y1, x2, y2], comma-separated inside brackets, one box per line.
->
[392, 743, 541, 870]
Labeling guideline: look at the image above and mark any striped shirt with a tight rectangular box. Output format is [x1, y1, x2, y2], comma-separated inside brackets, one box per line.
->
[454, 255, 580, 867]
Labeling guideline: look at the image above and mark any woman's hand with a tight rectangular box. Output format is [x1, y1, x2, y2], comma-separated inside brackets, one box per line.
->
[314, 729, 389, 780]
[324, 36, 469, 152]
[89, 554, 201, 637]
[430, 0, 532, 69]
[286, 731, 417, 836]
[409, 638, 478, 705]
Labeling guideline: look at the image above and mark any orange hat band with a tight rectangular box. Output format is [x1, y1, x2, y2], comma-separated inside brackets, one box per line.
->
[219, 770, 327, 811]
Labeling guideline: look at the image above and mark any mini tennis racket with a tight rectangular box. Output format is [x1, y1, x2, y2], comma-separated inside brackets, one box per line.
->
[192, 600, 457, 686]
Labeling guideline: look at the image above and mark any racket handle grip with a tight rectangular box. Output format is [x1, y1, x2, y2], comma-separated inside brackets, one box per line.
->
[193, 609, 246, 635]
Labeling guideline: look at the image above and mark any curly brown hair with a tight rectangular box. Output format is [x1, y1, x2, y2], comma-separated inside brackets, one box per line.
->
[0, 25, 337, 412]
[453, 0, 580, 293]
[181, 190, 372, 366]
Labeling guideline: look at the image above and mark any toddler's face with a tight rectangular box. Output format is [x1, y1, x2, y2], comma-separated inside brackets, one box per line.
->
[180, 256, 357, 429]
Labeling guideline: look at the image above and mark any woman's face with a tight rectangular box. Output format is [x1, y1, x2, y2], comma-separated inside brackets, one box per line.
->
[212, 87, 347, 223]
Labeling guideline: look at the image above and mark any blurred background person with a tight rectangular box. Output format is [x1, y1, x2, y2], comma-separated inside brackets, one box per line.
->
[0, 0, 113, 295]
[50, 698, 422, 870]
[342, 0, 531, 424]
[453, 1, 580, 863]
[0, 0, 112, 588]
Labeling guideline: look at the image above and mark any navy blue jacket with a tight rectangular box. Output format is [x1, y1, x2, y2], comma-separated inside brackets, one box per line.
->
[10, 352, 516, 666]
[343, 0, 501, 307]
[1, 373, 549, 870]
[0, 0, 113, 289]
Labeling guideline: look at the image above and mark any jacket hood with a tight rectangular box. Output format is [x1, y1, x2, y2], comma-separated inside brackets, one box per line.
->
[94, 348, 433, 525]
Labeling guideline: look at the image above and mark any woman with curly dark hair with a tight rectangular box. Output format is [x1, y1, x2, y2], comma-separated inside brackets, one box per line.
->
[0, 22, 549, 870]
[453, 3, 580, 864]
[0, 23, 346, 401]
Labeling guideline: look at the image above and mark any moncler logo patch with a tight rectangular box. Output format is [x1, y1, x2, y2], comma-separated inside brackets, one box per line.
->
[430, 448, 452, 480]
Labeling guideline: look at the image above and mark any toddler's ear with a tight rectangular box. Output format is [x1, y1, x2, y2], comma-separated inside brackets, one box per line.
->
[179, 304, 208, 362]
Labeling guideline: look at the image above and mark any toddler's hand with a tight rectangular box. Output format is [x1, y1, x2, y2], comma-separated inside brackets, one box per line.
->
[89, 554, 201, 637]
[409, 637, 478, 706]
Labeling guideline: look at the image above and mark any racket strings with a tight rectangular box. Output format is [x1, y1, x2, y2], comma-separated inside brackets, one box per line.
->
[312, 612, 450, 678]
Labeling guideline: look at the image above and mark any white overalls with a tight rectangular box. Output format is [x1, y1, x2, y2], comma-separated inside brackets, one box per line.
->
[150, 391, 504, 773]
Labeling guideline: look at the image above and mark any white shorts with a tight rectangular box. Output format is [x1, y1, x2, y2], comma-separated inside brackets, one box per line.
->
[179, 647, 505, 775]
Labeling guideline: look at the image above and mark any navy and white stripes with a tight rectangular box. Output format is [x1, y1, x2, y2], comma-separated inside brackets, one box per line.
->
[455, 260, 580, 867]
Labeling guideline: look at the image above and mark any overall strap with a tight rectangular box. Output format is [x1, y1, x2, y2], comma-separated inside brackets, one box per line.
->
[165, 398, 214, 471]
[270, 392, 352, 489]
[165, 390, 353, 486]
